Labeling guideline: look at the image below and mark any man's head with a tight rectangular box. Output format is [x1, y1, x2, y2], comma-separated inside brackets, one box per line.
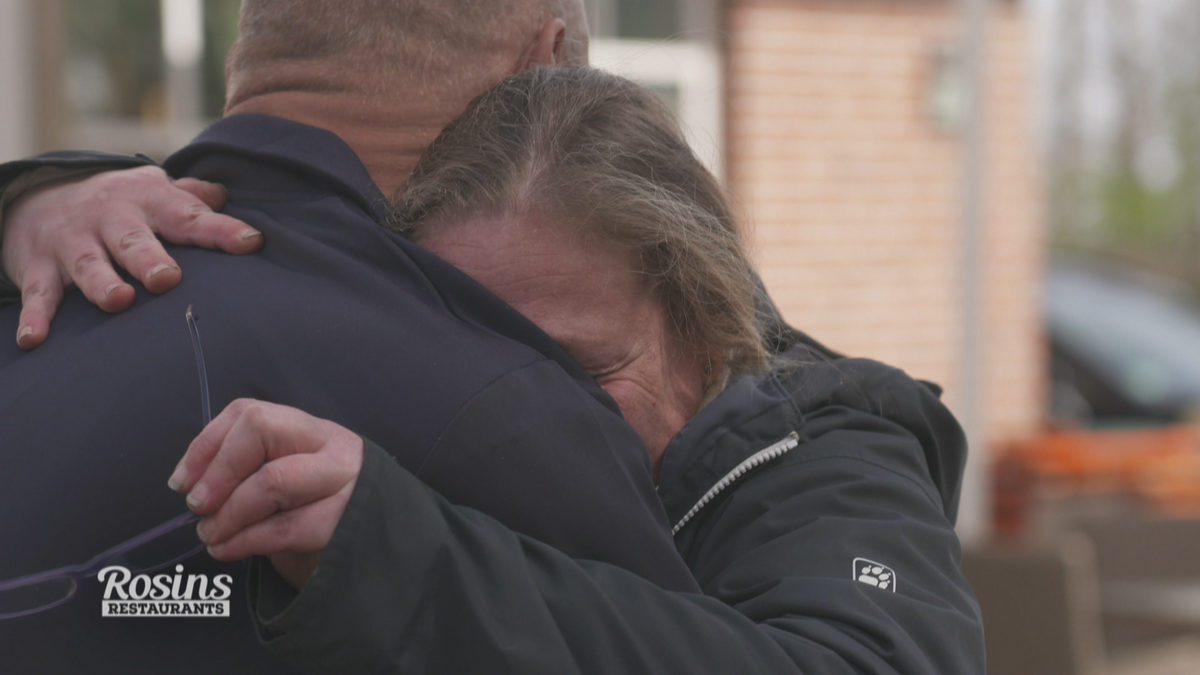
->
[225, 0, 588, 111]
[393, 68, 768, 467]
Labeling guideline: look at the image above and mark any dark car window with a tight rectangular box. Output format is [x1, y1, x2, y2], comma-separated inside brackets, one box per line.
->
[1047, 262, 1200, 413]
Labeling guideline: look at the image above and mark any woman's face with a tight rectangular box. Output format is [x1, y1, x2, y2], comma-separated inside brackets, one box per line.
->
[419, 211, 708, 479]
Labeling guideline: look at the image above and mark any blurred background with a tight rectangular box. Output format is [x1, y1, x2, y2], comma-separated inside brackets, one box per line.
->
[2, 0, 1199, 672]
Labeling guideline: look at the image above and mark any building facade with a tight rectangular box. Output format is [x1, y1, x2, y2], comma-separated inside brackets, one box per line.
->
[727, 0, 1045, 452]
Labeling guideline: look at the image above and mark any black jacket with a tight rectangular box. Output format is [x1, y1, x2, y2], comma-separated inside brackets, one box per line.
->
[243, 340, 985, 674]
[0, 116, 694, 674]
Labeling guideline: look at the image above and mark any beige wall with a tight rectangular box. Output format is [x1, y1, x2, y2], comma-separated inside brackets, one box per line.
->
[727, 0, 1046, 449]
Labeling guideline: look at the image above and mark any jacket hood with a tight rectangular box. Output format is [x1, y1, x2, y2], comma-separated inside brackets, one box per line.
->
[659, 343, 968, 529]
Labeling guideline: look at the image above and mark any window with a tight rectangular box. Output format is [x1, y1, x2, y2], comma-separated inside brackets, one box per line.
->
[59, 0, 239, 158]
[584, 0, 725, 179]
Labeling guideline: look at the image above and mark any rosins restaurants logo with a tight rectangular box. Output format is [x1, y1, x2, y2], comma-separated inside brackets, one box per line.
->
[99, 564, 232, 617]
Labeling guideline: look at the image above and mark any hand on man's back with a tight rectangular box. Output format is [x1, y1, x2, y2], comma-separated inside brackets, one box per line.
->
[3, 165, 262, 349]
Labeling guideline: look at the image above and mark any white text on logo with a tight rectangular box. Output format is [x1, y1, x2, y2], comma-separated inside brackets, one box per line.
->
[98, 564, 232, 617]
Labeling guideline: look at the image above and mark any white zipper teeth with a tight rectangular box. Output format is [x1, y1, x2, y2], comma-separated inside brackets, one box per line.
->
[671, 432, 799, 536]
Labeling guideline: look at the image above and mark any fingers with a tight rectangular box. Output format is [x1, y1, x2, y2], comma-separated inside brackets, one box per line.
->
[172, 178, 227, 211]
[169, 399, 364, 582]
[14, 262, 63, 349]
[209, 498, 349, 561]
[162, 178, 264, 255]
[185, 404, 310, 513]
[169, 398, 256, 494]
[202, 475, 356, 560]
[198, 452, 358, 545]
[171, 399, 361, 517]
[106, 177, 260, 293]
[178, 210, 264, 255]
[98, 223, 181, 295]
[1, 166, 265, 350]
[58, 232, 138, 313]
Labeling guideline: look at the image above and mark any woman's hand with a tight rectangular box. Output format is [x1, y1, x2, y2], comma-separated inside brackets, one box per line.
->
[168, 399, 364, 589]
[3, 166, 263, 350]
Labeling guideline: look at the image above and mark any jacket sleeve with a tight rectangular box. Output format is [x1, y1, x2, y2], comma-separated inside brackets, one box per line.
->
[247, 426, 984, 674]
[676, 412, 986, 675]
[0, 151, 159, 304]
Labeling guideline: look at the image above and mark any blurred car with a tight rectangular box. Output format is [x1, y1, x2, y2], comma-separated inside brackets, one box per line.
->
[1047, 256, 1200, 426]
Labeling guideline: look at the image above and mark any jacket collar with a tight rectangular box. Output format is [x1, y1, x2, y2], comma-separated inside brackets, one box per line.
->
[661, 343, 968, 528]
[657, 371, 800, 527]
[163, 114, 391, 223]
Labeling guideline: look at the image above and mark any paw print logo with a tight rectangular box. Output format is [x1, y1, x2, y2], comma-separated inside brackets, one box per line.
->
[853, 558, 896, 593]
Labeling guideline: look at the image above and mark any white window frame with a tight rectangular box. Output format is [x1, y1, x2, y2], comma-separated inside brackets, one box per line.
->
[591, 38, 725, 181]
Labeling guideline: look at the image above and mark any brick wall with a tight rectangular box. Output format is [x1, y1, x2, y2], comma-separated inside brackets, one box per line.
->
[726, 0, 1046, 448]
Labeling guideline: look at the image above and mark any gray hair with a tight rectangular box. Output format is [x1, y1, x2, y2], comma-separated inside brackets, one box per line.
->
[392, 67, 768, 393]
[227, 0, 588, 100]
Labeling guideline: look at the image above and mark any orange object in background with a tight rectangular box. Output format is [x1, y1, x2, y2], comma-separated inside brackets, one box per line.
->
[994, 424, 1200, 537]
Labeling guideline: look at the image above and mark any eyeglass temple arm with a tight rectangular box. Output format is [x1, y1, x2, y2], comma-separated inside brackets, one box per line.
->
[0, 307, 215, 594]
[186, 304, 212, 427]
[0, 511, 205, 590]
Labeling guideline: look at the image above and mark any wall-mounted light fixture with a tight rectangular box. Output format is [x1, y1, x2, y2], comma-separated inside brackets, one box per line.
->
[929, 41, 967, 133]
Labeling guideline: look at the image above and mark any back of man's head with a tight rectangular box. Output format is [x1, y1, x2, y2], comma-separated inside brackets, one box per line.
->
[226, 0, 588, 108]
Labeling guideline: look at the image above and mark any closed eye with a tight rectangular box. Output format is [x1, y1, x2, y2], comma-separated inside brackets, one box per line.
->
[553, 336, 632, 383]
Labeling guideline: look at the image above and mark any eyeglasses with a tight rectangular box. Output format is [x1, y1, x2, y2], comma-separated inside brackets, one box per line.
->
[0, 305, 213, 619]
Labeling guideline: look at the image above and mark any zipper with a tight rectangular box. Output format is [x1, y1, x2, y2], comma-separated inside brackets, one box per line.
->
[671, 432, 799, 536]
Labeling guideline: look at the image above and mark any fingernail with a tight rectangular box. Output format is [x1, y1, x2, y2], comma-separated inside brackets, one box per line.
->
[16, 326, 34, 345]
[239, 229, 263, 241]
[104, 283, 124, 299]
[148, 264, 179, 279]
[187, 482, 208, 509]
[207, 544, 224, 558]
[167, 463, 188, 492]
[196, 521, 210, 544]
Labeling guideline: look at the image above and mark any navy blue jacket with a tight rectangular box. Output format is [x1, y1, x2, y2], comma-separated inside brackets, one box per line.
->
[0, 115, 696, 673]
